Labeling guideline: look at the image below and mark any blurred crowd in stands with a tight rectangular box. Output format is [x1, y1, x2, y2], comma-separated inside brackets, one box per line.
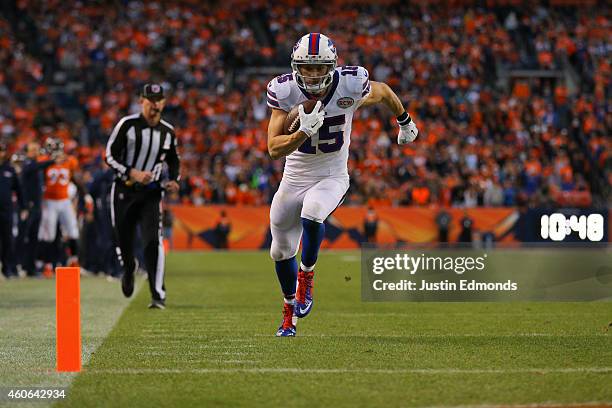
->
[0, 0, 609, 213]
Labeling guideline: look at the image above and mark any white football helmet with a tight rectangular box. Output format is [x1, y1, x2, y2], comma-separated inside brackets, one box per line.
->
[291, 33, 338, 94]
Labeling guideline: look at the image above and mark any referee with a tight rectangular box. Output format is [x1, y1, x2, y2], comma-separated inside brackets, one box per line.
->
[105, 84, 180, 309]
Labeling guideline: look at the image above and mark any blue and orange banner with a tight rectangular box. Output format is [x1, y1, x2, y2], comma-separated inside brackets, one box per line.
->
[169, 206, 519, 250]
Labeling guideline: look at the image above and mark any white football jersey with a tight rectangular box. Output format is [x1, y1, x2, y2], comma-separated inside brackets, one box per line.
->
[267, 66, 371, 181]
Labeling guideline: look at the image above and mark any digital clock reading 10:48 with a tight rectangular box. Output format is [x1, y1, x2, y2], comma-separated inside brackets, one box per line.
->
[540, 214, 604, 242]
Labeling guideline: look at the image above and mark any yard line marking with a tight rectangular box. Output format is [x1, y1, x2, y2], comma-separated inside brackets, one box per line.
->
[78, 367, 612, 375]
[70, 333, 604, 342]
[340, 255, 359, 262]
[426, 402, 612, 408]
[144, 344, 256, 349]
[102, 332, 607, 340]
[251, 333, 607, 338]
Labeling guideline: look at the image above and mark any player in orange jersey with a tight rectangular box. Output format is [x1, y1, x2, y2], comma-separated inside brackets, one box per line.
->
[37, 138, 80, 276]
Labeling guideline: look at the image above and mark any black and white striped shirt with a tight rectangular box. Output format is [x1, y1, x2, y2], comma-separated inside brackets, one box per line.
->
[105, 113, 180, 184]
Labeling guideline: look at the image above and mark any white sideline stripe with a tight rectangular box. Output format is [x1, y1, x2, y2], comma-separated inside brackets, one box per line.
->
[15, 275, 150, 405]
[81, 277, 147, 361]
[81, 367, 612, 375]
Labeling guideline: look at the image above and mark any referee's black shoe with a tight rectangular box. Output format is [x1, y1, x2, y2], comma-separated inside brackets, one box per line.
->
[148, 299, 166, 309]
[121, 259, 137, 298]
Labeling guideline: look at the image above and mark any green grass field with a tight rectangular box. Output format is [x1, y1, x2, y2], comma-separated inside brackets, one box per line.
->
[1, 251, 611, 407]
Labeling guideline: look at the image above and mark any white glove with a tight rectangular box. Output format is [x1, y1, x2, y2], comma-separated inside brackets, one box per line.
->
[298, 101, 325, 137]
[397, 116, 418, 144]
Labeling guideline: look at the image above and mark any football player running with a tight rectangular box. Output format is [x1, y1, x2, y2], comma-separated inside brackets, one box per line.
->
[267, 33, 418, 337]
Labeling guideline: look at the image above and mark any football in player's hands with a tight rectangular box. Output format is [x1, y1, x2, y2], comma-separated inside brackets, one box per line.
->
[283, 100, 321, 135]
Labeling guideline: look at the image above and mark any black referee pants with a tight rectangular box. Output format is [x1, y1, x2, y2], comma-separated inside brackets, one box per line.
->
[0, 210, 15, 277]
[111, 182, 166, 301]
[17, 206, 41, 275]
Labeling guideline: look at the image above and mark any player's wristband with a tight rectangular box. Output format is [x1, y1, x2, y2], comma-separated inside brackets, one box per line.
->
[396, 112, 411, 126]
